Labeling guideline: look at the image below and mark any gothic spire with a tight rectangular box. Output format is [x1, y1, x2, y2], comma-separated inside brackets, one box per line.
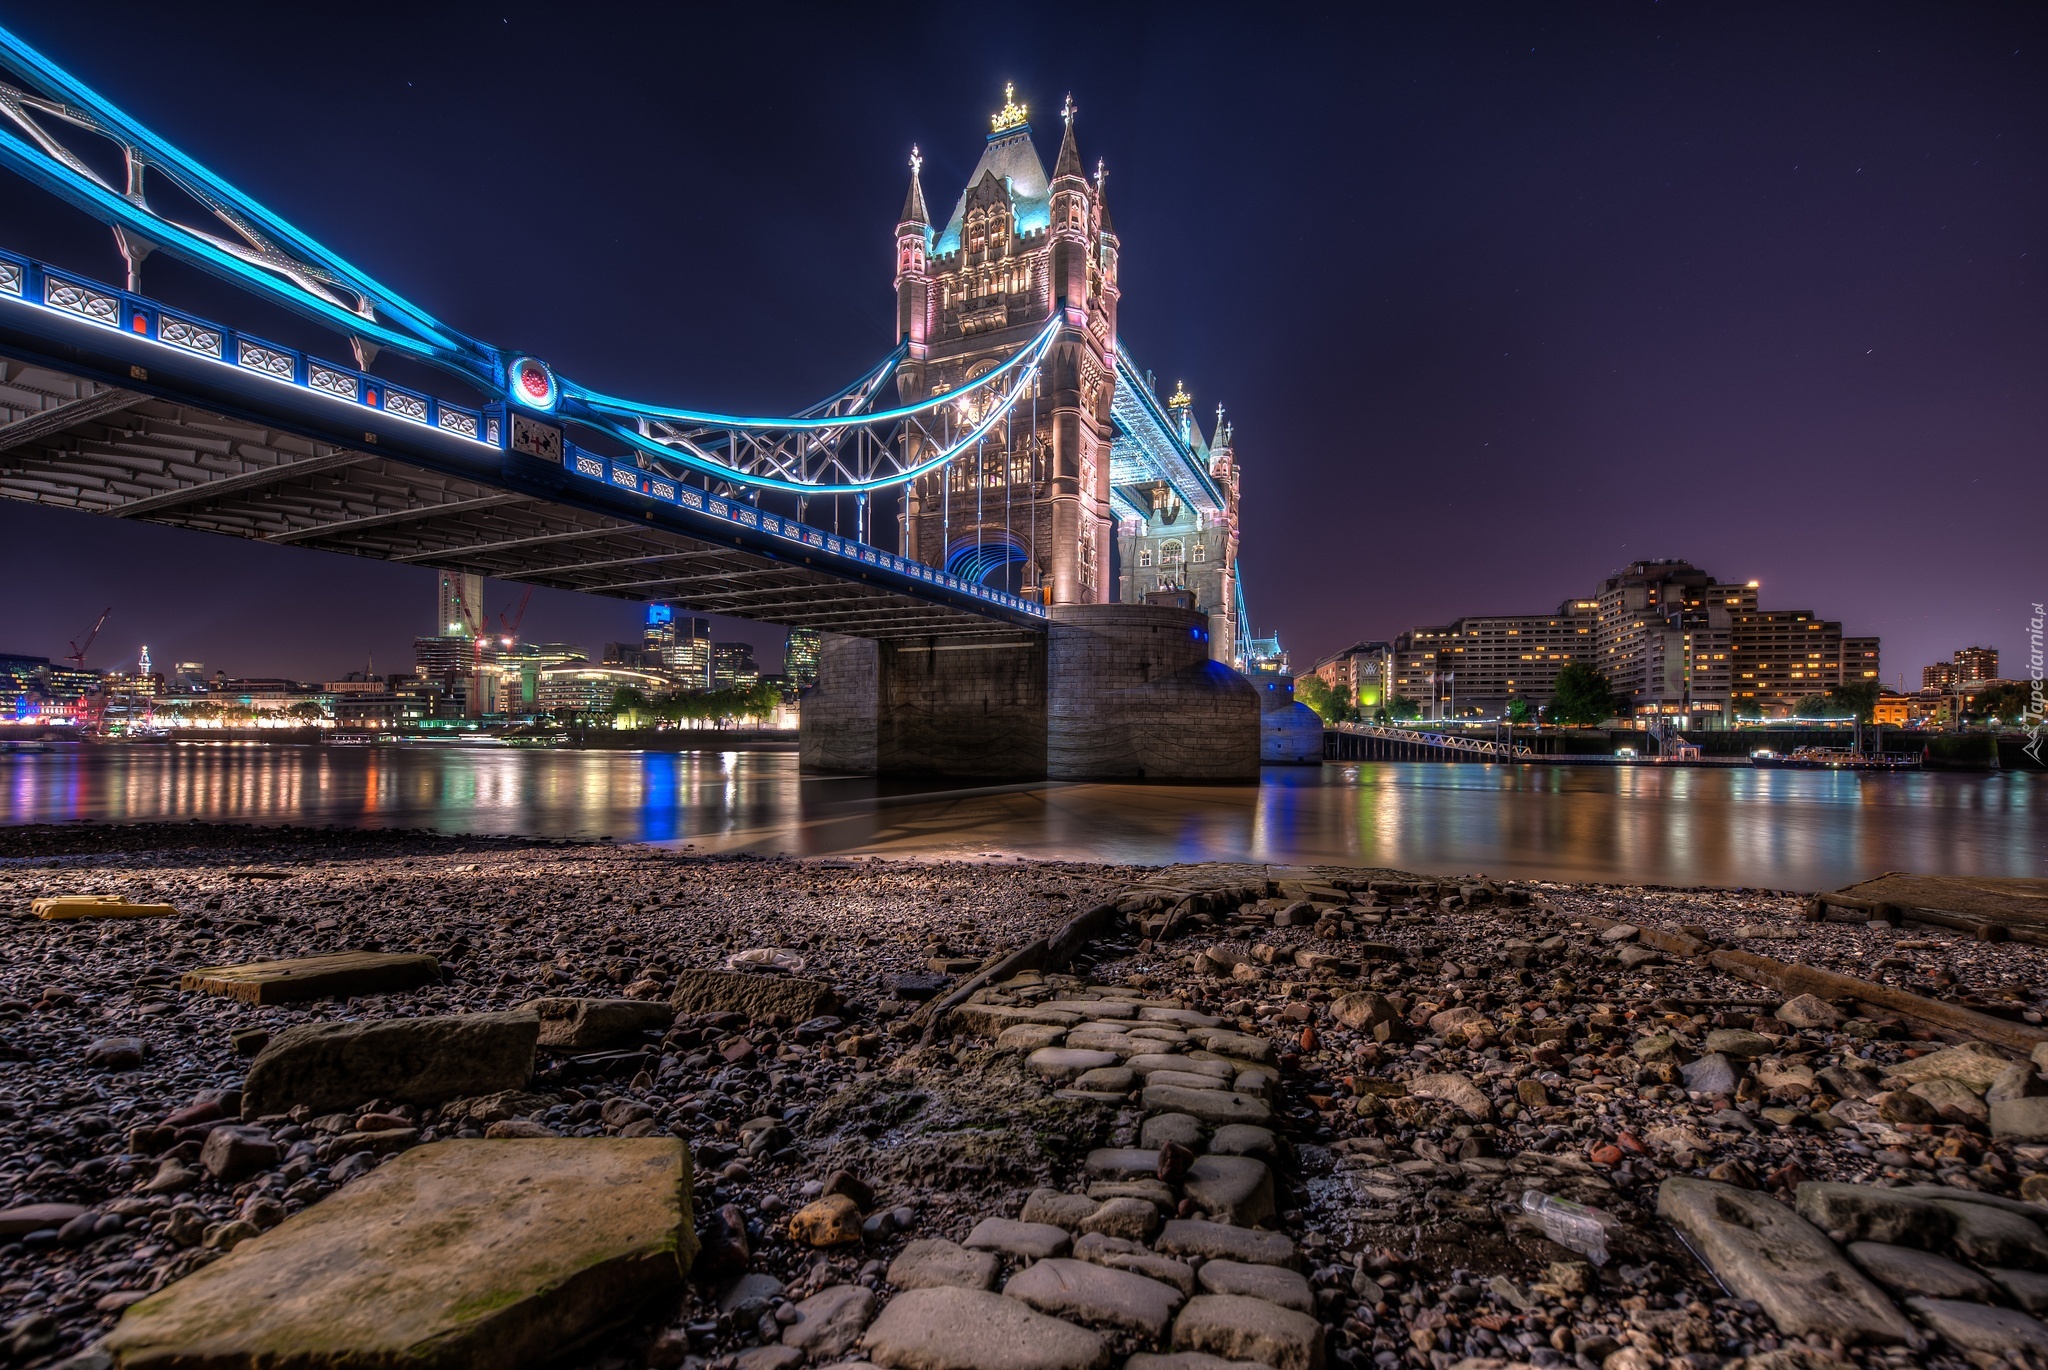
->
[1093, 157, 1114, 233]
[1053, 93, 1086, 180]
[900, 145, 929, 225]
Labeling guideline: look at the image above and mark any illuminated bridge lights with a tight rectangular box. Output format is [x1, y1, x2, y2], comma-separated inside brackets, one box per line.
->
[0, 26, 1214, 520]
[559, 438, 1045, 619]
[1, 246, 494, 447]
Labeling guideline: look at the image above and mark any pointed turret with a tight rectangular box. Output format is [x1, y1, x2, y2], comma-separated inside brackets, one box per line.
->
[1093, 158, 1115, 234]
[1053, 94, 1087, 181]
[894, 146, 933, 353]
[900, 145, 929, 226]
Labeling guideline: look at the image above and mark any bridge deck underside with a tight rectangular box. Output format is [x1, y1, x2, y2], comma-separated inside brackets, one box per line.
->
[0, 358, 1025, 641]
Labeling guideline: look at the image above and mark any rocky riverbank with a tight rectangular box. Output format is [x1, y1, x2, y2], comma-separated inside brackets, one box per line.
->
[1, 825, 2045, 1370]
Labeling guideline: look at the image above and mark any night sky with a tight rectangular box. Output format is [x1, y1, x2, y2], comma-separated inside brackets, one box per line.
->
[1, 3, 2041, 688]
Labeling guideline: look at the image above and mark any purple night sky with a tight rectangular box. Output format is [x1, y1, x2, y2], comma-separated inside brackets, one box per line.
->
[1, 3, 2041, 688]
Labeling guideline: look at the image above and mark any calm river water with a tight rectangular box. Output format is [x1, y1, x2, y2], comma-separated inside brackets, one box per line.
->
[2, 743, 2040, 890]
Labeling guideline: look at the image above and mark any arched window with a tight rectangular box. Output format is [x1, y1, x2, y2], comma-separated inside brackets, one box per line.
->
[1159, 539, 1184, 566]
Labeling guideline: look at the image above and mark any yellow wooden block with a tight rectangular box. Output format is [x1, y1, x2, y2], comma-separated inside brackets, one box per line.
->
[32, 896, 178, 921]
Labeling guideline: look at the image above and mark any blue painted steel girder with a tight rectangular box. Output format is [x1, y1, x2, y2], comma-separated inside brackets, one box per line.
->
[0, 24, 1057, 498]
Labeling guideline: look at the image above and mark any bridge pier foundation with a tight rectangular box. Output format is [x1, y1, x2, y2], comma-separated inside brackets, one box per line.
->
[799, 604, 1259, 782]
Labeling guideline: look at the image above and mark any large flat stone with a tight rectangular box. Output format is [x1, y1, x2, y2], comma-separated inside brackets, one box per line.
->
[1932, 1198, 2048, 1269]
[1183, 1155, 1274, 1227]
[963, 1217, 1071, 1260]
[1130, 1055, 1232, 1080]
[1003, 1257, 1185, 1337]
[181, 952, 440, 1004]
[1906, 1297, 2048, 1354]
[1196, 1258, 1314, 1312]
[1126, 1356, 1269, 1370]
[781, 1284, 877, 1360]
[1021, 1190, 1103, 1231]
[861, 1285, 1109, 1370]
[1030, 1048, 1121, 1081]
[1084, 1147, 1161, 1181]
[1883, 1043, 2013, 1092]
[1657, 1178, 1911, 1344]
[102, 1138, 693, 1369]
[1155, 1219, 1295, 1268]
[1172, 1293, 1324, 1370]
[1072, 1231, 1196, 1294]
[1846, 1243, 1996, 1302]
[1406, 1072, 1494, 1121]
[1794, 1183, 1957, 1250]
[1992, 1097, 2048, 1141]
[1991, 1267, 2048, 1315]
[1141, 1114, 1206, 1151]
[242, 1012, 538, 1116]
[888, 1238, 1000, 1292]
[516, 997, 672, 1050]
[950, 1004, 1085, 1037]
[669, 968, 838, 1022]
[1142, 1085, 1272, 1127]
[1187, 1029, 1274, 1064]
[1207, 1125, 1278, 1159]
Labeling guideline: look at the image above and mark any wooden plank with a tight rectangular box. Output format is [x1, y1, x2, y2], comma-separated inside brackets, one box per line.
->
[181, 952, 440, 1004]
[1552, 908, 2048, 1055]
[1705, 948, 2048, 1056]
[32, 896, 177, 921]
[1838, 873, 2048, 929]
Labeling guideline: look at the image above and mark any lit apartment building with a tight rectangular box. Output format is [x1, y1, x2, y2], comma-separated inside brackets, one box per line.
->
[1371, 558, 1874, 722]
[1390, 602, 1598, 717]
[1952, 646, 1998, 684]
[1729, 610, 1841, 716]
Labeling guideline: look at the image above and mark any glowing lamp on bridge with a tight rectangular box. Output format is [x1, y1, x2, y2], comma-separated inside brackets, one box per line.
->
[507, 356, 558, 411]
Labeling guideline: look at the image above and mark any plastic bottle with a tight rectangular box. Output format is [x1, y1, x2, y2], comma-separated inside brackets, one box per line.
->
[1521, 1190, 1613, 1266]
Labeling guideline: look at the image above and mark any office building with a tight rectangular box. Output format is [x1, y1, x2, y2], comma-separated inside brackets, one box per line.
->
[713, 642, 760, 691]
[785, 628, 822, 691]
[437, 571, 484, 639]
[642, 605, 712, 691]
[537, 665, 670, 719]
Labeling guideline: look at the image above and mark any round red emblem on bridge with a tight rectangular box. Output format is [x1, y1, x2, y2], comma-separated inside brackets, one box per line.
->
[510, 356, 557, 409]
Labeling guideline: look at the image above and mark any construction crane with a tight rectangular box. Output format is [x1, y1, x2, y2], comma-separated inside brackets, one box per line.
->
[497, 585, 535, 649]
[66, 608, 111, 669]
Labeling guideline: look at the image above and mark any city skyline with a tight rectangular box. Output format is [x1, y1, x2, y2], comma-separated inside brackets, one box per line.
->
[0, 3, 2040, 681]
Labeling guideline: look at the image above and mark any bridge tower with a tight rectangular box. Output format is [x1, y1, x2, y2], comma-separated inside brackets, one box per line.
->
[896, 88, 1118, 606]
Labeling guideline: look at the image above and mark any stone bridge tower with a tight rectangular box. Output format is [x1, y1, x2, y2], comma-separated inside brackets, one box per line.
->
[894, 87, 1119, 606]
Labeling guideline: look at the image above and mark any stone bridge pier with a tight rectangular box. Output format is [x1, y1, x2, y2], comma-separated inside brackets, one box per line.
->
[799, 604, 1259, 782]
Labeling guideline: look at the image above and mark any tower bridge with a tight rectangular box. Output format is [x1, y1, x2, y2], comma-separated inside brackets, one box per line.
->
[0, 31, 1269, 779]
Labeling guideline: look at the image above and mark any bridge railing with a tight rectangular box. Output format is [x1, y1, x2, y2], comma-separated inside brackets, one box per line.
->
[562, 439, 1046, 618]
[1328, 721, 1538, 759]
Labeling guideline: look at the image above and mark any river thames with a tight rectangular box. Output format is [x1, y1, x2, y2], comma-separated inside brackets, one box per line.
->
[2, 743, 2039, 890]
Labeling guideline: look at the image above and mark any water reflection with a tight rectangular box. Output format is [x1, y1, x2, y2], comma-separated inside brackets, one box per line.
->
[0, 743, 2039, 891]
